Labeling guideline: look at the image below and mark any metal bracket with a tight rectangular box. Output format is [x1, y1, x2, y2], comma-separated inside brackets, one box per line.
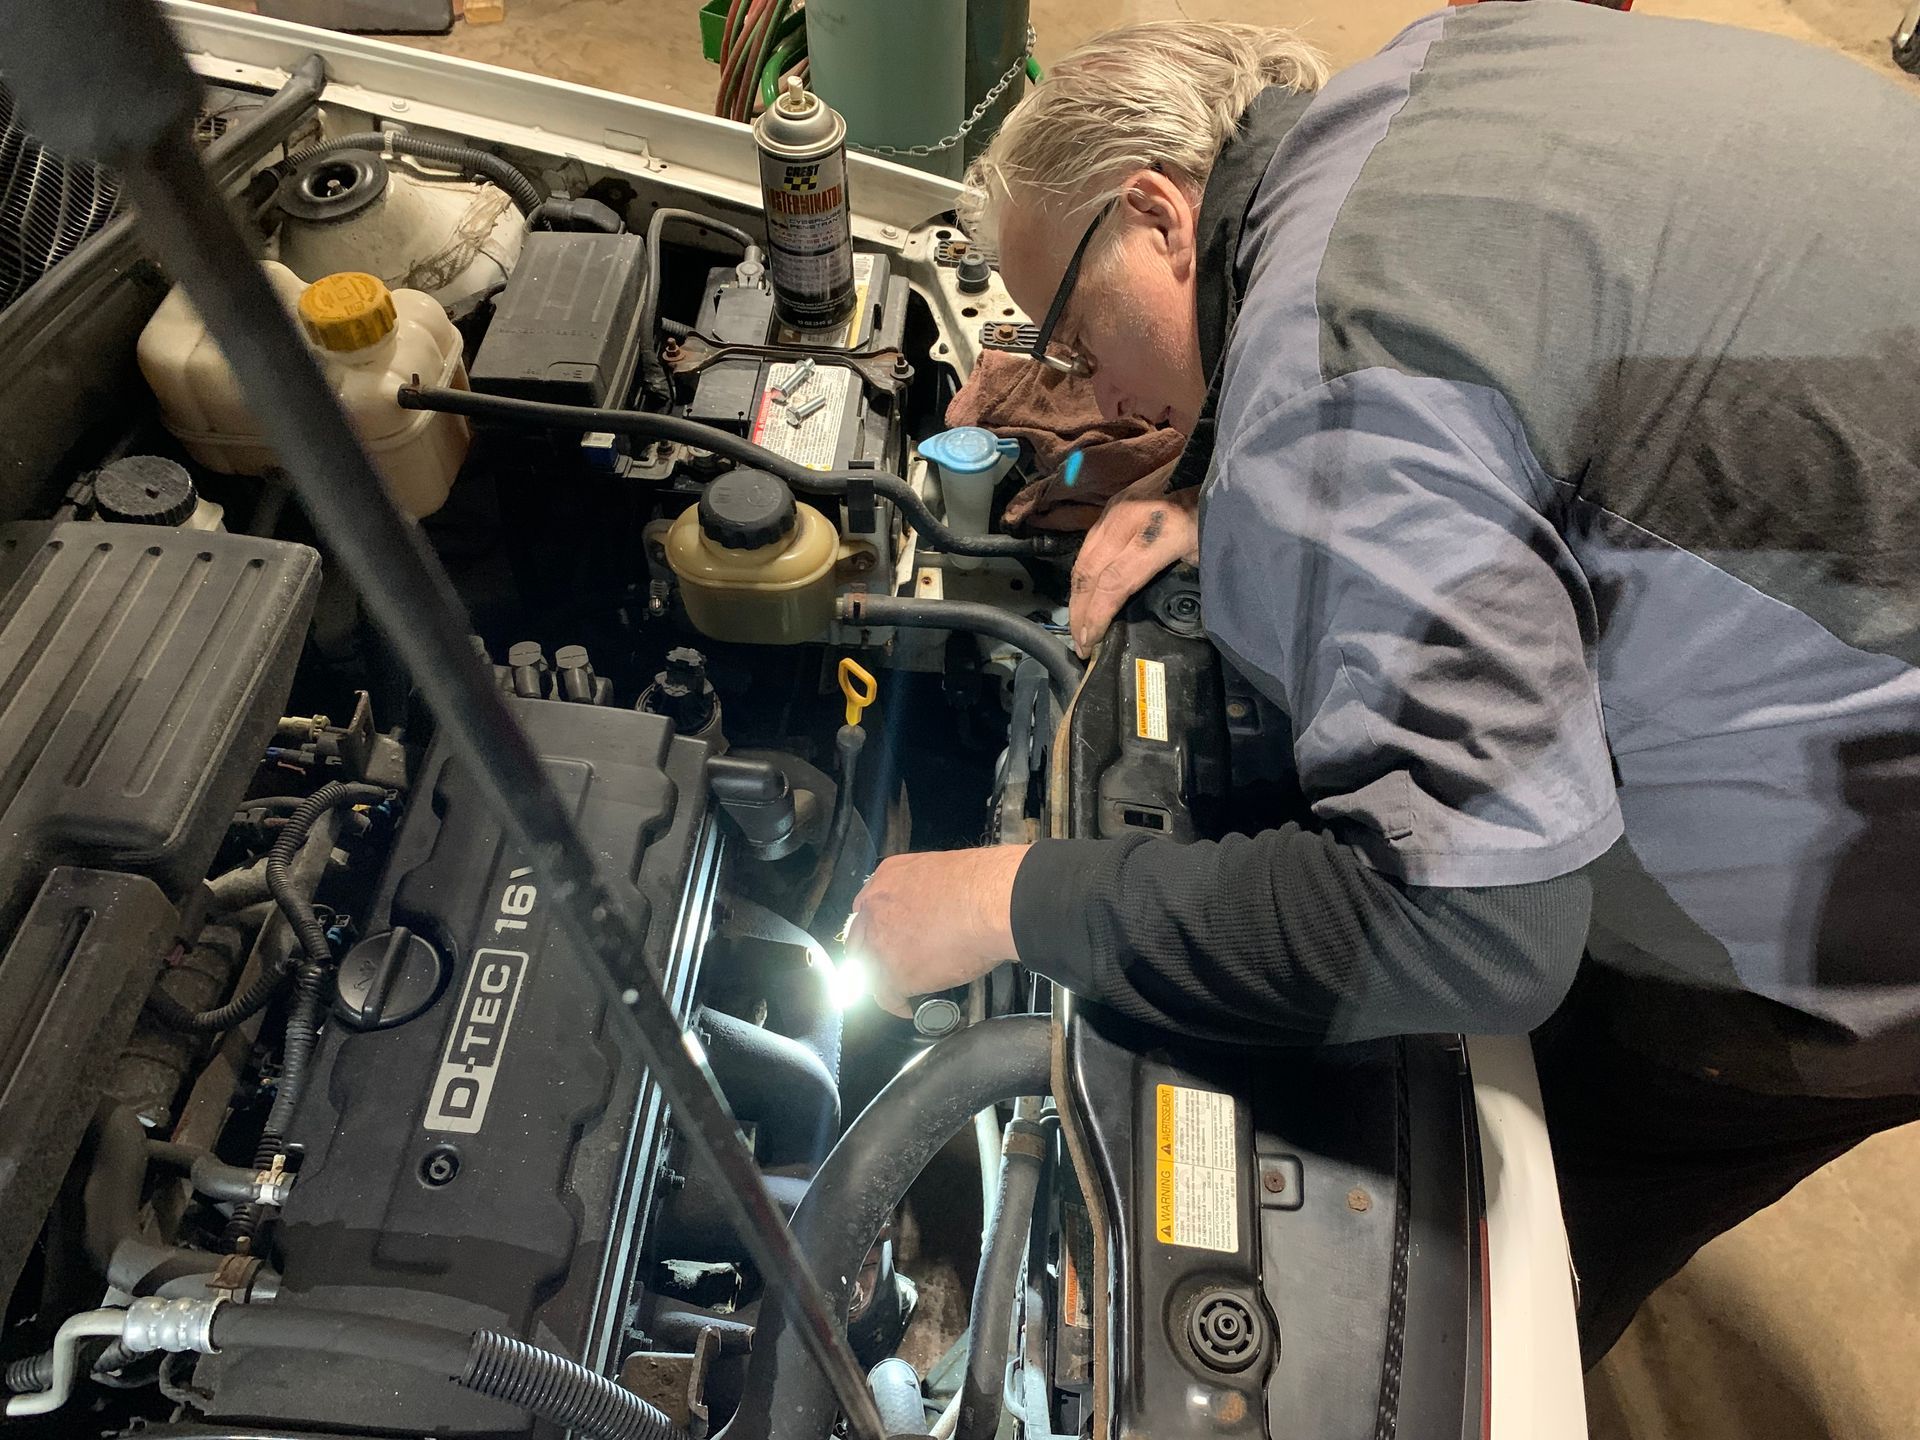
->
[664, 332, 913, 393]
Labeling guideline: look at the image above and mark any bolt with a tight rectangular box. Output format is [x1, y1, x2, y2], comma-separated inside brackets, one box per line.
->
[772, 356, 817, 406]
[787, 393, 829, 425]
[1347, 1187, 1372, 1213]
[390, 99, 409, 112]
[1227, 700, 1251, 721]
[1169, 593, 1201, 621]
[840, 548, 877, 575]
[1262, 1170, 1287, 1195]
[881, 225, 901, 240]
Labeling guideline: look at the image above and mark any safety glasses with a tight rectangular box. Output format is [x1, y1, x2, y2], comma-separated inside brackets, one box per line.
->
[1028, 196, 1118, 378]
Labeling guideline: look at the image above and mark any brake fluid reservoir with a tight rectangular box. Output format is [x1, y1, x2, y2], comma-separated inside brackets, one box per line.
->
[137, 265, 469, 518]
[666, 471, 841, 644]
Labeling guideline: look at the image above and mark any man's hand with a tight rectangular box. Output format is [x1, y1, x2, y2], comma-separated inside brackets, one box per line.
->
[1070, 461, 1199, 657]
[846, 845, 1029, 1016]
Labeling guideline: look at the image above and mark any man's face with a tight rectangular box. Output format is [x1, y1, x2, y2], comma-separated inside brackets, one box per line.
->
[997, 170, 1209, 435]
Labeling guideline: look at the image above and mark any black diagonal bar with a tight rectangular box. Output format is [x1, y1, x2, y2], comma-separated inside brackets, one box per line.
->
[0, 6, 887, 1437]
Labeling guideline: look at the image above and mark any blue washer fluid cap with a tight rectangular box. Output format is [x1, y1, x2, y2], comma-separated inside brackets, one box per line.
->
[921, 426, 1020, 474]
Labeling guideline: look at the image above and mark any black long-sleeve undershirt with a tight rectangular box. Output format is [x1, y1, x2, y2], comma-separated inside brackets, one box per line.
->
[1010, 826, 1592, 1044]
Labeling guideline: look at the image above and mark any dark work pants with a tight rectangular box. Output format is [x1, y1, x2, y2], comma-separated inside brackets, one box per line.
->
[1530, 970, 1920, 1370]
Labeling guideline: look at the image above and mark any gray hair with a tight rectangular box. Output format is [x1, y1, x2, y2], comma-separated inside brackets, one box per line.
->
[960, 22, 1329, 253]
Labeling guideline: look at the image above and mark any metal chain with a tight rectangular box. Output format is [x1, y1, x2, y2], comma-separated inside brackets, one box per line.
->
[848, 26, 1037, 159]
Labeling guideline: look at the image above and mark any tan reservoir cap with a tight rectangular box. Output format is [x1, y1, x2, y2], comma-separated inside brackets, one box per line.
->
[299, 271, 397, 352]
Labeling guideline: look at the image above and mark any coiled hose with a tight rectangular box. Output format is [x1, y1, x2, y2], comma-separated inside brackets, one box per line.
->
[396, 386, 1069, 560]
[2, 1341, 139, 1396]
[228, 783, 387, 1250]
[204, 1306, 687, 1440]
[281, 132, 544, 215]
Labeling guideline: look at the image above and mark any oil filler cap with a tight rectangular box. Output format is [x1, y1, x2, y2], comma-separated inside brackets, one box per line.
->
[333, 927, 447, 1030]
[93, 455, 198, 526]
[299, 271, 398, 352]
[699, 470, 796, 549]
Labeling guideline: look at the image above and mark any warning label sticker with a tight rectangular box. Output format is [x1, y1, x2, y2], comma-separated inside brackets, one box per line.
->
[1135, 658, 1169, 742]
[749, 361, 851, 470]
[1153, 1084, 1238, 1253]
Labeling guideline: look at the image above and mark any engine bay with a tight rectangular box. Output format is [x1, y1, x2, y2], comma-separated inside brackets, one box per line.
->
[0, 32, 1497, 1440]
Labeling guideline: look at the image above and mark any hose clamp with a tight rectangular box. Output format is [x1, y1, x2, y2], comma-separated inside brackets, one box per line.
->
[121, 1297, 222, 1356]
[254, 1154, 294, 1207]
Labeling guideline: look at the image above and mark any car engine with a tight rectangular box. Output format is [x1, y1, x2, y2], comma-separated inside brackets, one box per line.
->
[0, 34, 1496, 1440]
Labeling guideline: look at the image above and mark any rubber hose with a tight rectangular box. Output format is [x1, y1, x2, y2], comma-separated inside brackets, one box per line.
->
[801, 723, 865, 927]
[146, 1139, 262, 1205]
[202, 1304, 686, 1440]
[396, 387, 1067, 560]
[956, 1120, 1046, 1440]
[82, 1105, 217, 1295]
[868, 1357, 927, 1437]
[281, 132, 544, 215]
[206, 856, 272, 911]
[641, 207, 757, 402]
[837, 594, 1083, 707]
[648, 1309, 756, 1356]
[656, 1172, 809, 1265]
[697, 1007, 840, 1168]
[726, 1015, 1054, 1440]
[530, 196, 623, 233]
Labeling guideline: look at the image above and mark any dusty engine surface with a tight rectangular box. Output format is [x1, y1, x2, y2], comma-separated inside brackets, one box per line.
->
[0, 520, 318, 1310]
[202, 696, 719, 1434]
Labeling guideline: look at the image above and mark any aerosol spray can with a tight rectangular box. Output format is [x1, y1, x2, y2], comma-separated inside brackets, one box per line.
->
[753, 76, 856, 330]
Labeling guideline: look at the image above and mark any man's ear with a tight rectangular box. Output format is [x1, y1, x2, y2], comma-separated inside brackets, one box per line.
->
[1123, 167, 1198, 282]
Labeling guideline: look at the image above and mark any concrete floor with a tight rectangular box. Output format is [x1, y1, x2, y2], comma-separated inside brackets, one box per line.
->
[215, 0, 1920, 1433]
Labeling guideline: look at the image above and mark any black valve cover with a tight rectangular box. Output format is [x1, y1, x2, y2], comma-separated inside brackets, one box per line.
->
[202, 699, 719, 1435]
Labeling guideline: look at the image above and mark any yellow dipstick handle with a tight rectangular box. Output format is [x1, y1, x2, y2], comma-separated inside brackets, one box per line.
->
[838, 658, 878, 727]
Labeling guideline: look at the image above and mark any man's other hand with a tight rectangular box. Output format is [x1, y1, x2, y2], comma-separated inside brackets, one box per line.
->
[846, 846, 1030, 1016]
[1070, 461, 1200, 657]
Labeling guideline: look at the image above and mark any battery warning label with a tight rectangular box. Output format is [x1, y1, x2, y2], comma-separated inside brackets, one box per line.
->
[750, 361, 851, 470]
[1154, 1084, 1239, 1253]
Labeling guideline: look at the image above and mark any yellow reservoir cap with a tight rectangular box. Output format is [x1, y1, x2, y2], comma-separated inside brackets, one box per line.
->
[299, 272, 397, 352]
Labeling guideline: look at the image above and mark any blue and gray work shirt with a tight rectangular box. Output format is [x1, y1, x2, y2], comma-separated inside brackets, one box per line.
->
[1010, 1, 1920, 1097]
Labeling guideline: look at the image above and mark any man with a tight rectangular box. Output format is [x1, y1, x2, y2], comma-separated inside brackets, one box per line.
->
[848, 2, 1920, 1364]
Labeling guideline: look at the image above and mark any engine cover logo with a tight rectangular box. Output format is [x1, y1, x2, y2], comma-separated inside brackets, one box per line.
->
[423, 947, 529, 1135]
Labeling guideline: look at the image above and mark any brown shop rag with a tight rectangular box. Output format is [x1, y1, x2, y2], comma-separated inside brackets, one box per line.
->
[944, 350, 1187, 533]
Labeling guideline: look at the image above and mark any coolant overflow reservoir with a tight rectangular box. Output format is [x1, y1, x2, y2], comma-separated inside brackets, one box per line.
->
[666, 471, 842, 644]
[137, 263, 469, 519]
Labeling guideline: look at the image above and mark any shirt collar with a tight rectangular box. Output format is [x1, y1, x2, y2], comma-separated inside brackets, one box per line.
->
[1167, 84, 1317, 491]
[1194, 84, 1317, 376]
